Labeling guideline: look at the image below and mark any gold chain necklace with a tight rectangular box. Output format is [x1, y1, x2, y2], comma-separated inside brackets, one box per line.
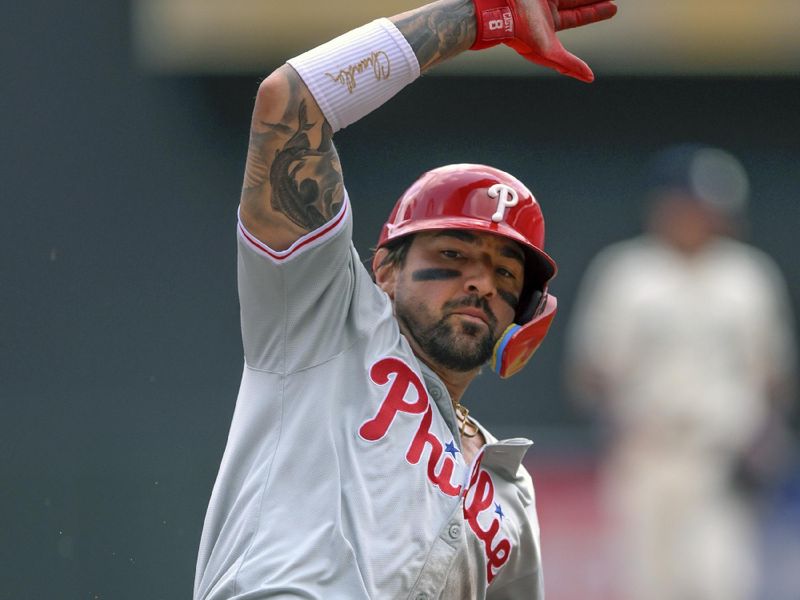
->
[454, 403, 479, 438]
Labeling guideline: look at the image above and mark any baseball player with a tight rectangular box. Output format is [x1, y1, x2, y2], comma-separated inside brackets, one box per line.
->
[566, 145, 798, 600]
[194, 0, 617, 598]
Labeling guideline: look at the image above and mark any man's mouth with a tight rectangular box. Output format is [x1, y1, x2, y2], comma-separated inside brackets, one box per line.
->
[450, 309, 490, 326]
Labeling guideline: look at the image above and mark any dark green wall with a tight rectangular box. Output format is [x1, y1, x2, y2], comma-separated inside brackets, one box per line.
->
[2, 1, 798, 598]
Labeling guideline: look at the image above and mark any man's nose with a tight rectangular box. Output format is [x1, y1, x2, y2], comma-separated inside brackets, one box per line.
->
[463, 261, 496, 297]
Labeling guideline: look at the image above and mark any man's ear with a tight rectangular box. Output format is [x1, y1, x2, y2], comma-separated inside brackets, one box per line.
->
[373, 248, 398, 300]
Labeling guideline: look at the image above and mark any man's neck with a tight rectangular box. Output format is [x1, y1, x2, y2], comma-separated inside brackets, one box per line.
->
[409, 344, 487, 460]
[411, 350, 478, 407]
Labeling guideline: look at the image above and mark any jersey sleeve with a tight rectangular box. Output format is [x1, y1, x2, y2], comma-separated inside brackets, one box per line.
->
[751, 251, 798, 392]
[236, 192, 368, 373]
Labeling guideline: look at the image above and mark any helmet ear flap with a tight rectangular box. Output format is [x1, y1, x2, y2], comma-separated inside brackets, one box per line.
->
[492, 293, 558, 378]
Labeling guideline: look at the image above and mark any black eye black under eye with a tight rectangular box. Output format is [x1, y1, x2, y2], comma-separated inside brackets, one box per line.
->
[498, 290, 520, 310]
[412, 268, 462, 281]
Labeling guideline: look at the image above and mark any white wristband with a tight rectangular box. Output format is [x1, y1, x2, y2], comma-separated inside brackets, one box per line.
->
[287, 18, 421, 133]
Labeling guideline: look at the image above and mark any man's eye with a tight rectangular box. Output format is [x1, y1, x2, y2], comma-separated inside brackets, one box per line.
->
[497, 268, 517, 280]
[441, 250, 462, 259]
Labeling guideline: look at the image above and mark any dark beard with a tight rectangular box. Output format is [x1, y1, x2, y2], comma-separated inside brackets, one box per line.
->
[398, 297, 498, 372]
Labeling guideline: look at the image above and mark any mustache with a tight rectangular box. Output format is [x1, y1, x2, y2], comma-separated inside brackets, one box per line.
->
[443, 295, 498, 330]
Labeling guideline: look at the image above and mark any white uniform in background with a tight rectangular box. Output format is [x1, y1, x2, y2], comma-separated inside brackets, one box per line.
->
[567, 234, 796, 600]
[193, 194, 544, 600]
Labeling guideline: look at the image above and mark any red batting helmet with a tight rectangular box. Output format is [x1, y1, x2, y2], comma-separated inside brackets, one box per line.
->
[375, 164, 558, 378]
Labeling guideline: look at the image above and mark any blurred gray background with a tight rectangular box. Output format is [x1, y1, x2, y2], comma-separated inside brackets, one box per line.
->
[2, 1, 798, 598]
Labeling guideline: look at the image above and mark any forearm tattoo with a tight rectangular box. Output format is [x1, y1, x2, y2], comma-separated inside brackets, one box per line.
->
[393, 0, 476, 71]
[242, 0, 475, 231]
[243, 75, 343, 231]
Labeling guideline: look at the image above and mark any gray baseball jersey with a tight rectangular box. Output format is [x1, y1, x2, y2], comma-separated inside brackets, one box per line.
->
[193, 194, 544, 599]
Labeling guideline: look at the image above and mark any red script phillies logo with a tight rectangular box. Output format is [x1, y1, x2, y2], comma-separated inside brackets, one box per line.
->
[359, 357, 462, 496]
[359, 357, 511, 583]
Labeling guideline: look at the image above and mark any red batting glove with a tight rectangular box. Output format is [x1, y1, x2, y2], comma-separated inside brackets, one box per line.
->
[471, 0, 618, 83]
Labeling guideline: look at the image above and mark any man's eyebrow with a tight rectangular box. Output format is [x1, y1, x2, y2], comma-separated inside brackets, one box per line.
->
[499, 244, 525, 266]
[433, 230, 525, 266]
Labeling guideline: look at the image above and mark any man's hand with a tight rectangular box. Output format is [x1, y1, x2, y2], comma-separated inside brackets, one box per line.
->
[473, 0, 618, 82]
[511, 0, 617, 82]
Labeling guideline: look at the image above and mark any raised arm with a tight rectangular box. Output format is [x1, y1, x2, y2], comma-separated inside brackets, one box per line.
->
[239, 0, 616, 250]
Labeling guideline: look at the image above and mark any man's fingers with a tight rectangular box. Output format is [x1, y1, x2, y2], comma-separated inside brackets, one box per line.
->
[516, 42, 595, 83]
[552, 48, 594, 82]
[556, 1, 617, 31]
[556, 0, 615, 10]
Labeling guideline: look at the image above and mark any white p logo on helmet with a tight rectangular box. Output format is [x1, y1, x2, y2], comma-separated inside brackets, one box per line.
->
[489, 183, 520, 223]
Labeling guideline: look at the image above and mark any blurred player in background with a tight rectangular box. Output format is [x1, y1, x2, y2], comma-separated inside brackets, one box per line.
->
[566, 144, 797, 600]
[193, 1, 617, 598]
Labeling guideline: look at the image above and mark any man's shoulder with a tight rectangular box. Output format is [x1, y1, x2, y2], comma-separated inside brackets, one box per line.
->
[581, 235, 660, 279]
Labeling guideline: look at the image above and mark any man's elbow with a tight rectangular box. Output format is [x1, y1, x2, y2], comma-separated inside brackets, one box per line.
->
[253, 67, 294, 120]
